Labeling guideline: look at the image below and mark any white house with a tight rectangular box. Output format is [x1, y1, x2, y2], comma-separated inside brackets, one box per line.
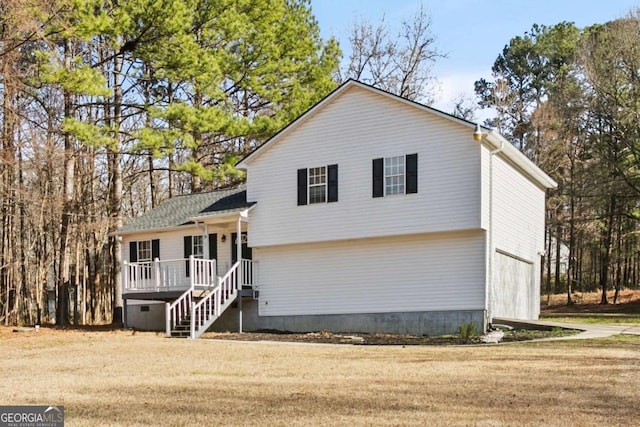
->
[115, 80, 556, 338]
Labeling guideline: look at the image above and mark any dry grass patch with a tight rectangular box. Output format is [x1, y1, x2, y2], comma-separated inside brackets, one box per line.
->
[1, 327, 639, 426]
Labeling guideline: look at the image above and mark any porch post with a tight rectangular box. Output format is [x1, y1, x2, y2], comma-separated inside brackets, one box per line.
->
[122, 298, 128, 329]
[237, 214, 243, 333]
[122, 261, 128, 293]
[154, 258, 161, 291]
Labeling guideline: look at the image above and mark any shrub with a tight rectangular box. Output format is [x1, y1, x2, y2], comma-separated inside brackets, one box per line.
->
[459, 322, 478, 339]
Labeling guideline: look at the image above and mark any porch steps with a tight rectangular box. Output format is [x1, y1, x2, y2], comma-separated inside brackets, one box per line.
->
[168, 292, 212, 338]
[166, 260, 255, 339]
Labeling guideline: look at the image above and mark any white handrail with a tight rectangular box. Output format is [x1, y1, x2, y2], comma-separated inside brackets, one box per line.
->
[190, 261, 240, 339]
[166, 287, 193, 337]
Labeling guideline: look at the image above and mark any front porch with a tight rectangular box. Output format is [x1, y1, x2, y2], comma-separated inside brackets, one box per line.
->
[123, 256, 258, 297]
[123, 257, 258, 338]
[117, 187, 256, 338]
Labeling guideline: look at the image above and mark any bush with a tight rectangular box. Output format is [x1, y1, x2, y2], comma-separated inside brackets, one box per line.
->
[459, 322, 478, 339]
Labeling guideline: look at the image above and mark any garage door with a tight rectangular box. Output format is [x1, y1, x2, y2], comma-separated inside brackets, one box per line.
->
[491, 251, 533, 320]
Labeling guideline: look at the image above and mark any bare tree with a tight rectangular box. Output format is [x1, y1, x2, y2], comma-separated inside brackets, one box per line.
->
[339, 3, 445, 104]
[451, 93, 478, 121]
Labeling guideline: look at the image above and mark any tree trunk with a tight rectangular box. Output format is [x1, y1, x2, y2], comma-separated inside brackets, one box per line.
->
[599, 194, 616, 305]
[56, 39, 75, 326]
[109, 54, 124, 324]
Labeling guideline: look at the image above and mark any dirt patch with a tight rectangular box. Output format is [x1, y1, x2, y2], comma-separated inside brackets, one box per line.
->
[202, 327, 577, 345]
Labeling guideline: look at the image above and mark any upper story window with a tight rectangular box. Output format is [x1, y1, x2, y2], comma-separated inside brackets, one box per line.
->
[297, 164, 338, 205]
[373, 154, 418, 197]
[308, 167, 327, 204]
[384, 156, 405, 195]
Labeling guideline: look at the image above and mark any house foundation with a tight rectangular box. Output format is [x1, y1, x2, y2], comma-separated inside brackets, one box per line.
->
[213, 300, 487, 336]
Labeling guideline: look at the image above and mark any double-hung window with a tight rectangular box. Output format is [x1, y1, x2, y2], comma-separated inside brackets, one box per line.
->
[308, 167, 327, 204]
[384, 156, 405, 195]
[373, 153, 418, 197]
[192, 235, 204, 259]
[137, 240, 152, 263]
[297, 164, 338, 205]
[128, 239, 159, 280]
[129, 239, 159, 263]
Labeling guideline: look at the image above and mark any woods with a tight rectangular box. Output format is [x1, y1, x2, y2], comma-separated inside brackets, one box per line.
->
[1, 1, 639, 327]
[475, 17, 640, 304]
[0, 0, 338, 325]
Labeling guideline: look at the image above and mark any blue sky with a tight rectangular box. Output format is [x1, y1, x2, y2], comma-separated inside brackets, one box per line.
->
[311, 0, 640, 116]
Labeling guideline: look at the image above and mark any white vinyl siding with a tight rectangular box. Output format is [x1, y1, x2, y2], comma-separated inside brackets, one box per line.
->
[488, 154, 546, 320]
[245, 85, 482, 247]
[256, 231, 485, 316]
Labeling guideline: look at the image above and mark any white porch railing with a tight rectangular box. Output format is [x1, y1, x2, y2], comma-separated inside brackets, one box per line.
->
[240, 258, 258, 288]
[166, 287, 193, 337]
[190, 261, 241, 339]
[123, 257, 217, 293]
[159, 258, 258, 338]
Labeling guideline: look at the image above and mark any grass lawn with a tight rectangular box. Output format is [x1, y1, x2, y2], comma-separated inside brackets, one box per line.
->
[2, 327, 639, 426]
[541, 315, 640, 325]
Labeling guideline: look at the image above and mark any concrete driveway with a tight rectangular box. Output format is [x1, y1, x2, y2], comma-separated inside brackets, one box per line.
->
[494, 318, 640, 341]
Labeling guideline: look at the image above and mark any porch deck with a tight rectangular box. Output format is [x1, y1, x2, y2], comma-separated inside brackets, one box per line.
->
[123, 257, 257, 296]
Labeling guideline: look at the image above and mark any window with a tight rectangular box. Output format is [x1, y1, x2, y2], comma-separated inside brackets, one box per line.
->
[129, 239, 159, 263]
[128, 239, 159, 280]
[192, 235, 204, 259]
[384, 156, 405, 195]
[373, 154, 418, 197]
[309, 166, 326, 204]
[137, 240, 152, 262]
[183, 235, 205, 277]
[297, 164, 338, 205]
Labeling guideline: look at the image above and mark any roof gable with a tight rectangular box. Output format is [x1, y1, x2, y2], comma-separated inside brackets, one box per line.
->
[116, 185, 252, 235]
[236, 79, 556, 189]
[236, 79, 477, 168]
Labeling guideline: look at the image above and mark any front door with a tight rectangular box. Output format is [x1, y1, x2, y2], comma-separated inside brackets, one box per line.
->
[231, 232, 252, 263]
[231, 232, 253, 287]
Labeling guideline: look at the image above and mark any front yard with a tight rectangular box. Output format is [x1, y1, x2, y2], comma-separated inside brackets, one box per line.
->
[1, 326, 639, 426]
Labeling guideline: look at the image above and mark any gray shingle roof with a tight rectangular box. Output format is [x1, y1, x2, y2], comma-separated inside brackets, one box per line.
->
[117, 185, 253, 234]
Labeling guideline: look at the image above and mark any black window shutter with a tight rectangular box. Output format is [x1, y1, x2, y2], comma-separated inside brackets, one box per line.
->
[184, 236, 192, 277]
[372, 158, 384, 198]
[129, 241, 138, 262]
[208, 233, 217, 260]
[406, 153, 418, 194]
[327, 164, 338, 202]
[151, 239, 160, 260]
[297, 168, 307, 205]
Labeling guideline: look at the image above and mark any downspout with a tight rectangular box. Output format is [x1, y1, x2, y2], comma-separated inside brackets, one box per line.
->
[236, 213, 243, 333]
[487, 135, 504, 325]
[474, 124, 504, 327]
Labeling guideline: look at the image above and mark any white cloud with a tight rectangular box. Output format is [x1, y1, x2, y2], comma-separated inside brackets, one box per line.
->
[431, 71, 494, 123]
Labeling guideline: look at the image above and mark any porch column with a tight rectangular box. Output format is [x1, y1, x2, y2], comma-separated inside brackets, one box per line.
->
[122, 298, 128, 329]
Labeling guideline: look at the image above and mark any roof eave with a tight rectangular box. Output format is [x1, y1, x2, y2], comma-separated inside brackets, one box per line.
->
[485, 131, 558, 189]
[188, 204, 255, 223]
[112, 223, 199, 237]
